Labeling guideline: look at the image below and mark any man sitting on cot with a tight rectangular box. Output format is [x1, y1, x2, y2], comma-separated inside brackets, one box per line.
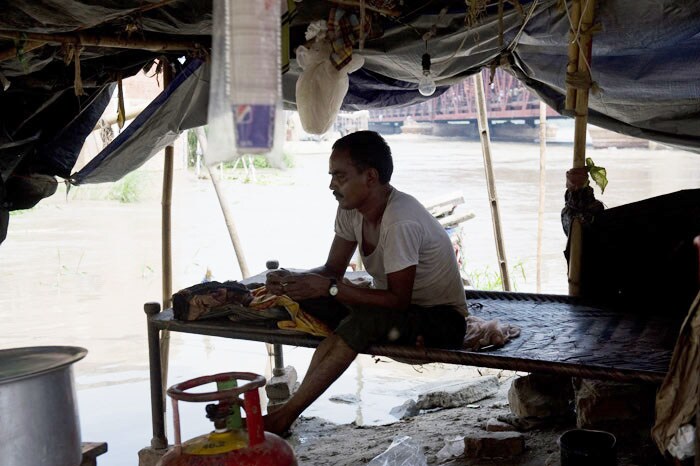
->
[264, 130, 467, 435]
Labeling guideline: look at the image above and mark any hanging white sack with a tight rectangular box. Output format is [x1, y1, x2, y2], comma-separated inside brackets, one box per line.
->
[295, 40, 364, 135]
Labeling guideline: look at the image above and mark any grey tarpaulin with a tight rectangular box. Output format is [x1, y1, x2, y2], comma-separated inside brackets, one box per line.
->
[70, 59, 209, 185]
[2, 0, 700, 194]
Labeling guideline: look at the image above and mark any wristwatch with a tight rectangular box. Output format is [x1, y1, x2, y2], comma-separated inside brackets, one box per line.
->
[328, 278, 339, 297]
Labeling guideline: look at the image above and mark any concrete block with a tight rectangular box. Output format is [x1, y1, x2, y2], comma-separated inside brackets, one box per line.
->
[574, 378, 655, 434]
[265, 365, 298, 401]
[138, 446, 169, 466]
[390, 399, 420, 419]
[464, 432, 525, 458]
[416, 375, 499, 410]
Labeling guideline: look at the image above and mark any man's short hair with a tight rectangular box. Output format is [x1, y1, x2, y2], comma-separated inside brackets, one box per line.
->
[332, 131, 393, 184]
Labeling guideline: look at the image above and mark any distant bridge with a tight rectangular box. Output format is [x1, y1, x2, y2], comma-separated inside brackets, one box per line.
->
[368, 69, 561, 125]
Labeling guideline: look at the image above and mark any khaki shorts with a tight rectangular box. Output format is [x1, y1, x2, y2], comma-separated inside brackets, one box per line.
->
[301, 298, 466, 353]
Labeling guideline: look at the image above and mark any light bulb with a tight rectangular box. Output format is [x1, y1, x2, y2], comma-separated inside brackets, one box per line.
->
[418, 70, 436, 96]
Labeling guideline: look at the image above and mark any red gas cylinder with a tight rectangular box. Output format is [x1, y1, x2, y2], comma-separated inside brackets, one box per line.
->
[158, 372, 297, 466]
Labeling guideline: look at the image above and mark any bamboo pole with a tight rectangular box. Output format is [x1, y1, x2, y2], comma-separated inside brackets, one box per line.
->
[536, 101, 547, 293]
[566, 0, 596, 296]
[159, 62, 174, 397]
[573, 0, 595, 169]
[194, 127, 279, 379]
[0, 30, 207, 52]
[0, 41, 46, 63]
[564, 0, 582, 112]
[472, 72, 511, 291]
[194, 127, 251, 279]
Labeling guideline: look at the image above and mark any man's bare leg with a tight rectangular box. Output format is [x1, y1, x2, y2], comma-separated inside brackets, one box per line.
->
[303, 332, 337, 375]
[264, 334, 357, 435]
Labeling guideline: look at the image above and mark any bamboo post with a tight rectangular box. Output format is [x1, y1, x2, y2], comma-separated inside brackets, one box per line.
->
[537, 101, 547, 293]
[195, 128, 280, 376]
[472, 72, 511, 291]
[564, 0, 582, 113]
[573, 0, 596, 168]
[159, 62, 174, 396]
[194, 128, 251, 279]
[565, 0, 596, 296]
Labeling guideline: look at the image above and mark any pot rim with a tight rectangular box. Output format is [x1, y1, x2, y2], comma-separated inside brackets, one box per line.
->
[0, 346, 87, 385]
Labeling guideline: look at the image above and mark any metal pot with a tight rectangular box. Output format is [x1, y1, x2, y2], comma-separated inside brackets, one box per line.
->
[0, 346, 87, 466]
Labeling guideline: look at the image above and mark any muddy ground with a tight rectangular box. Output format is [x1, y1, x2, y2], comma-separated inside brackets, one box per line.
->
[289, 381, 665, 466]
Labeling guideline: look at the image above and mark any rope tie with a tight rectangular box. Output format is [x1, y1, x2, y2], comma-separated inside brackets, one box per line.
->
[63, 43, 85, 96]
[73, 44, 85, 96]
[565, 70, 593, 90]
[566, 167, 589, 191]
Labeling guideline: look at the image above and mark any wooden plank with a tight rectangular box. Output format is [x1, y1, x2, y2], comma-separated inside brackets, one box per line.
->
[438, 211, 475, 229]
[423, 192, 465, 218]
[81, 442, 108, 466]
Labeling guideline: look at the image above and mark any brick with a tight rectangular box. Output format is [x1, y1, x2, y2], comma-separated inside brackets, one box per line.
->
[464, 432, 525, 458]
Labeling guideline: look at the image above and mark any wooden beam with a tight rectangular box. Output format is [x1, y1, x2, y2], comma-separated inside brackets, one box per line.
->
[0, 41, 45, 63]
[0, 30, 207, 52]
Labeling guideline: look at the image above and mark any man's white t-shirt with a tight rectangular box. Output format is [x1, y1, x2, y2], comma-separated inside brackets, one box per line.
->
[334, 188, 468, 316]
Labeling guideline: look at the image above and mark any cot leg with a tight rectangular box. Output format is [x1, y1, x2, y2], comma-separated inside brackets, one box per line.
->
[145, 302, 168, 449]
[273, 343, 285, 376]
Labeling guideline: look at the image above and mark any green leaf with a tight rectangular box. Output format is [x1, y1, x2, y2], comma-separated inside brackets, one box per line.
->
[585, 157, 608, 194]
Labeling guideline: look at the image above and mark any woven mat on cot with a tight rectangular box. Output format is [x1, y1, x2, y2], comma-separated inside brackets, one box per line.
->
[151, 290, 680, 384]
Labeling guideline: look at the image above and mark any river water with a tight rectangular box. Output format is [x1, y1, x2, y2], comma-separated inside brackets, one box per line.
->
[1, 135, 698, 464]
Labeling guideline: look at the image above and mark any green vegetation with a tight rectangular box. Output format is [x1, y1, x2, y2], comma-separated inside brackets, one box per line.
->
[9, 208, 33, 216]
[107, 172, 144, 203]
[187, 129, 199, 167]
[466, 260, 526, 291]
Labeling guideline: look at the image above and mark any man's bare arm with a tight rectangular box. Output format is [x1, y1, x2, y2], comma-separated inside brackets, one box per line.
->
[279, 265, 416, 311]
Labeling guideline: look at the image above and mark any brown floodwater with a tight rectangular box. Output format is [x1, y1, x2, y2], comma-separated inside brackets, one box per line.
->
[1, 135, 698, 464]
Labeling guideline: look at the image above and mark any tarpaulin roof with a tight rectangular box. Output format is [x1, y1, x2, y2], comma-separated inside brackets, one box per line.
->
[2, 0, 700, 199]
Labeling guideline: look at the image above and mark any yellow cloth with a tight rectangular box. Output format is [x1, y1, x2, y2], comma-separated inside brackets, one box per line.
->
[249, 287, 331, 337]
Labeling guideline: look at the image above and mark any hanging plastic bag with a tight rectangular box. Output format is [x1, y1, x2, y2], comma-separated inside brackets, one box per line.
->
[366, 436, 428, 466]
[436, 436, 465, 462]
[205, 0, 284, 166]
[295, 39, 364, 135]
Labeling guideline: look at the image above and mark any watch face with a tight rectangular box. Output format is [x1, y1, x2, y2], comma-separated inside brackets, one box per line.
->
[329, 284, 339, 297]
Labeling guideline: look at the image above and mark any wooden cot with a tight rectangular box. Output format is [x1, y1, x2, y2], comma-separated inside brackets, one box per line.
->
[144, 281, 682, 448]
